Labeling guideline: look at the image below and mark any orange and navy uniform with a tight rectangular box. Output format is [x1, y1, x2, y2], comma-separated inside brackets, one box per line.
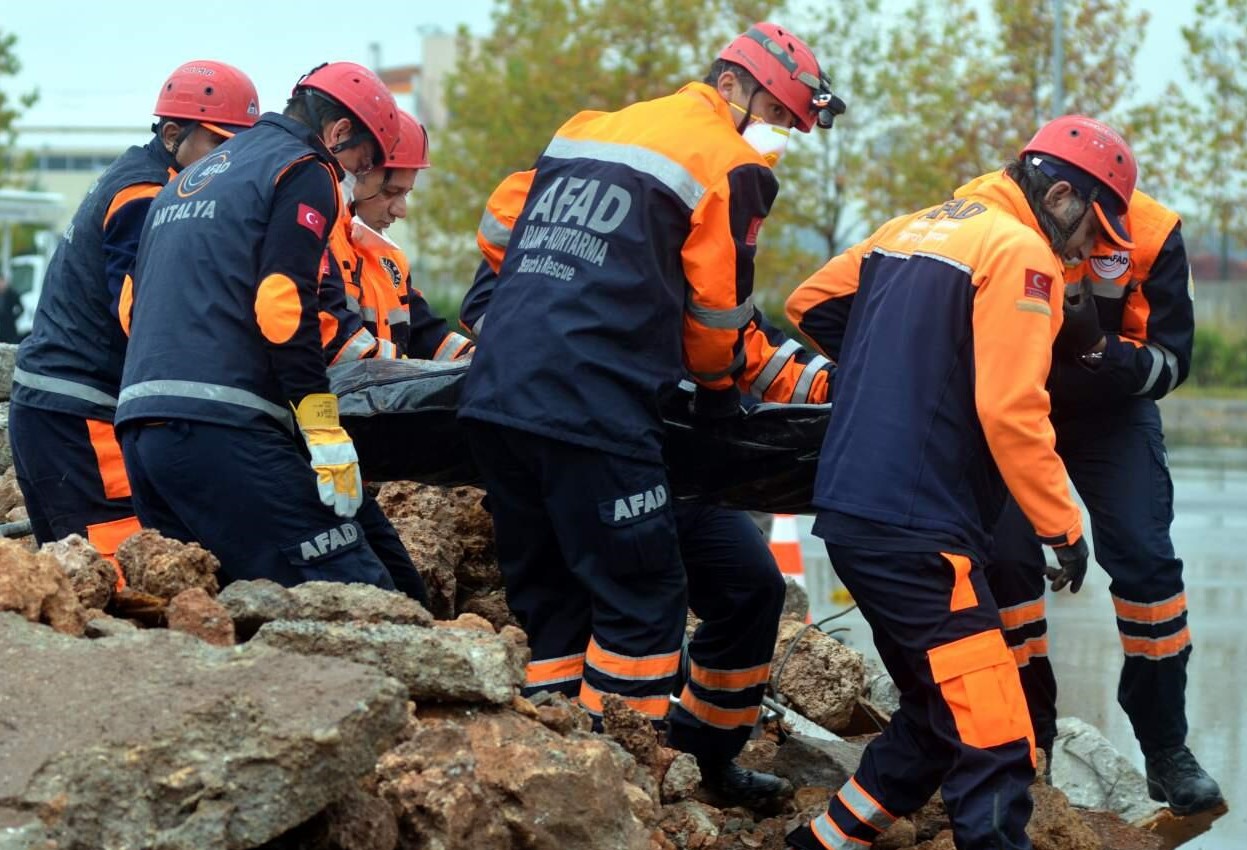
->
[464, 164, 833, 410]
[787, 171, 1087, 850]
[321, 214, 472, 364]
[1046, 188, 1192, 411]
[791, 171, 1083, 559]
[9, 136, 179, 572]
[984, 189, 1197, 761]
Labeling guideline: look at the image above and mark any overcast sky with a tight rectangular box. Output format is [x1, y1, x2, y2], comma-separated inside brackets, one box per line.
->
[2, 0, 1197, 130]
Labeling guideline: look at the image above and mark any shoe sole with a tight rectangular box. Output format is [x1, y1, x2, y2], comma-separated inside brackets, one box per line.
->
[1147, 778, 1226, 817]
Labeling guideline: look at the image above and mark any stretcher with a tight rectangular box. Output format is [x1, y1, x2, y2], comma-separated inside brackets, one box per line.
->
[331, 358, 830, 514]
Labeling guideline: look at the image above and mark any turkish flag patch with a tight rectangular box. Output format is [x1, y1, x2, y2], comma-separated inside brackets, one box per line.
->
[298, 203, 327, 239]
[745, 216, 764, 246]
[1024, 268, 1053, 301]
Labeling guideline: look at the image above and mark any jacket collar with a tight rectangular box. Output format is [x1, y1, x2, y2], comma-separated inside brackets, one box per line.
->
[144, 135, 180, 174]
[678, 81, 738, 131]
[259, 112, 345, 179]
[954, 171, 1047, 241]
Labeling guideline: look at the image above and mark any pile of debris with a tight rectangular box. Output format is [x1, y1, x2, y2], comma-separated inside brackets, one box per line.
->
[0, 478, 1224, 850]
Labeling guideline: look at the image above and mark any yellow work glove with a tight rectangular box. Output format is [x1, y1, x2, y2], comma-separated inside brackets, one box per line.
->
[293, 393, 363, 518]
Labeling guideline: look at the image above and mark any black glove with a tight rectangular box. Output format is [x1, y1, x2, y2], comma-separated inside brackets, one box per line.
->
[1046, 536, 1089, 593]
[1054, 279, 1103, 356]
[691, 385, 744, 422]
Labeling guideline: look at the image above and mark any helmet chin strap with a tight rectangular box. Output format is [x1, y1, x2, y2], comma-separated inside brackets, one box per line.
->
[733, 89, 761, 134]
[1039, 195, 1090, 257]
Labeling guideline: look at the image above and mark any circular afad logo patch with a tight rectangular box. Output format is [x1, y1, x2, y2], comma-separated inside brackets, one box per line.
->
[1090, 251, 1130, 281]
[380, 256, 403, 289]
[176, 151, 231, 198]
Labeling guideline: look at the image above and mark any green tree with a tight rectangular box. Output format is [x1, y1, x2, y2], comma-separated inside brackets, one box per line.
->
[0, 29, 38, 187]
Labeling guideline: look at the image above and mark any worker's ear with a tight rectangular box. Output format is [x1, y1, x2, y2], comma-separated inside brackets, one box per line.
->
[159, 121, 182, 154]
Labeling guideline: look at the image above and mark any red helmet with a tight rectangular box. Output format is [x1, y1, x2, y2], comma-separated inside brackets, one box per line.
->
[386, 111, 430, 170]
[295, 62, 401, 160]
[153, 60, 260, 138]
[717, 23, 843, 133]
[1022, 115, 1138, 249]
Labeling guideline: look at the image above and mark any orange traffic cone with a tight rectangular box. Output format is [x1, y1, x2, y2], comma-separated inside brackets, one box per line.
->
[769, 513, 805, 587]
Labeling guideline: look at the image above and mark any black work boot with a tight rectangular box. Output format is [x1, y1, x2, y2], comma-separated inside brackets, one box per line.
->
[699, 759, 794, 814]
[1145, 745, 1224, 816]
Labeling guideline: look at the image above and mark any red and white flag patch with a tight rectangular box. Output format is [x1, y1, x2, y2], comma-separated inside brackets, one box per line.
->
[297, 203, 327, 239]
[1023, 268, 1053, 301]
[745, 216, 764, 246]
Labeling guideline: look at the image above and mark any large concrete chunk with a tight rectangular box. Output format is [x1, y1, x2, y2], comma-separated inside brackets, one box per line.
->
[0, 613, 407, 850]
[1051, 717, 1162, 823]
[771, 619, 865, 732]
[377, 708, 653, 850]
[253, 620, 526, 705]
[289, 581, 434, 626]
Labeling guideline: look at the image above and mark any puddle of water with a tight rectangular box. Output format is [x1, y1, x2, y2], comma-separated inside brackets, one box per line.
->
[799, 449, 1245, 847]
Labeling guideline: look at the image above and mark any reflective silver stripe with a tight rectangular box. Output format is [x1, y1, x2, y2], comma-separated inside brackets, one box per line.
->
[376, 339, 398, 359]
[811, 813, 857, 849]
[837, 779, 896, 833]
[338, 328, 378, 363]
[118, 380, 293, 431]
[689, 348, 745, 383]
[477, 208, 512, 248]
[791, 355, 831, 403]
[433, 332, 472, 362]
[12, 367, 118, 408]
[751, 339, 801, 396]
[345, 294, 362, 314]
[471, 315, 485, 335]
[543, 137, 706, 210]
[359, 306, 378, 322]
[1158, 344, 1180, 394]
[686, 294, 754, 330]
[385, 307, 409, 326]
[1136, 344, 1166, 395]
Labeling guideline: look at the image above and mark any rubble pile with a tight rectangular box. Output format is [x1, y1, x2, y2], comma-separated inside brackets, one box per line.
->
[0, 484, 1210, 850]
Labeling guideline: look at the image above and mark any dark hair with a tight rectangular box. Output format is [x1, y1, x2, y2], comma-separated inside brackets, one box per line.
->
[703, 59, 761, 96]
[284, 89, 353, 131]
[1004, 156, 1086, 249]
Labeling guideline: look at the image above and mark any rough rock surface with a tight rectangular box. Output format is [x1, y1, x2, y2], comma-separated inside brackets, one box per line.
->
[0, 612, 408, 850]
[289, 581, 434, 626]
[660, 753, 702, 804]
[529, 690, 593, 736]
[0, 465, 24, 516]
[0, 344, 15, 401]
[781, 576, 810, 622]
[319, 787, 400, 850]
[165, 587, 235, 646]
[217, 579, 298, 640]
[771, 620, 865, 732]
[376, 483, 500, 622]
[389, 515, 460, 619]
[459, 588, 519, 630]
[253, 620, 526, 705]
[0, 402, 10, 473]
[0, 538, 87, 636]
[117, 529, 220, 599]
[655, 800, 722, 849]
[770, 733, 865, 790]
[1078, 810, 1163, 850]
[603, 693, 662, 767]
[1028, 782, 1103, 850]
[377, 707, 654, 850]
[38, 534, 116, 610]
[1051, 717, 1160, 823]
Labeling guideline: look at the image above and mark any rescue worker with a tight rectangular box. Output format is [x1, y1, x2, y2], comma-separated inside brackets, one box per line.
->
[9, 61, 259, 575]
[115, 62, 402, 588]
[782, 115, 1136, 850]
[459, 21, 841, 806]
[323, 110, 472, 364]
[986, 187, 1221, 813]
[461, 161, 836, 809]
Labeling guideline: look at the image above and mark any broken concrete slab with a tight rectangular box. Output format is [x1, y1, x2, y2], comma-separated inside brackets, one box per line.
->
[377, 707, 654, 850]
[771, 619, 865, 733]
[216, 578, 298, 640]
[252, 620, 526, 705]
[0, 612, 407, 850]
[770, 732, 866, 790]
[1050, 716, 1162, 823]
[288, 581, 434, 626]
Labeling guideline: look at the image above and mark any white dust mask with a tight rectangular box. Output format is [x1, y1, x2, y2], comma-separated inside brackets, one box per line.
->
[742, 121, 791, 168]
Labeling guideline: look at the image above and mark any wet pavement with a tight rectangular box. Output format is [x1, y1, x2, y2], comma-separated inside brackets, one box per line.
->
[800, 445, 1245, 848]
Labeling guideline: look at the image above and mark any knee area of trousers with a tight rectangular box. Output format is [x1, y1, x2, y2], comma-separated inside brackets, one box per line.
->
[927, 629, 1036, 762]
